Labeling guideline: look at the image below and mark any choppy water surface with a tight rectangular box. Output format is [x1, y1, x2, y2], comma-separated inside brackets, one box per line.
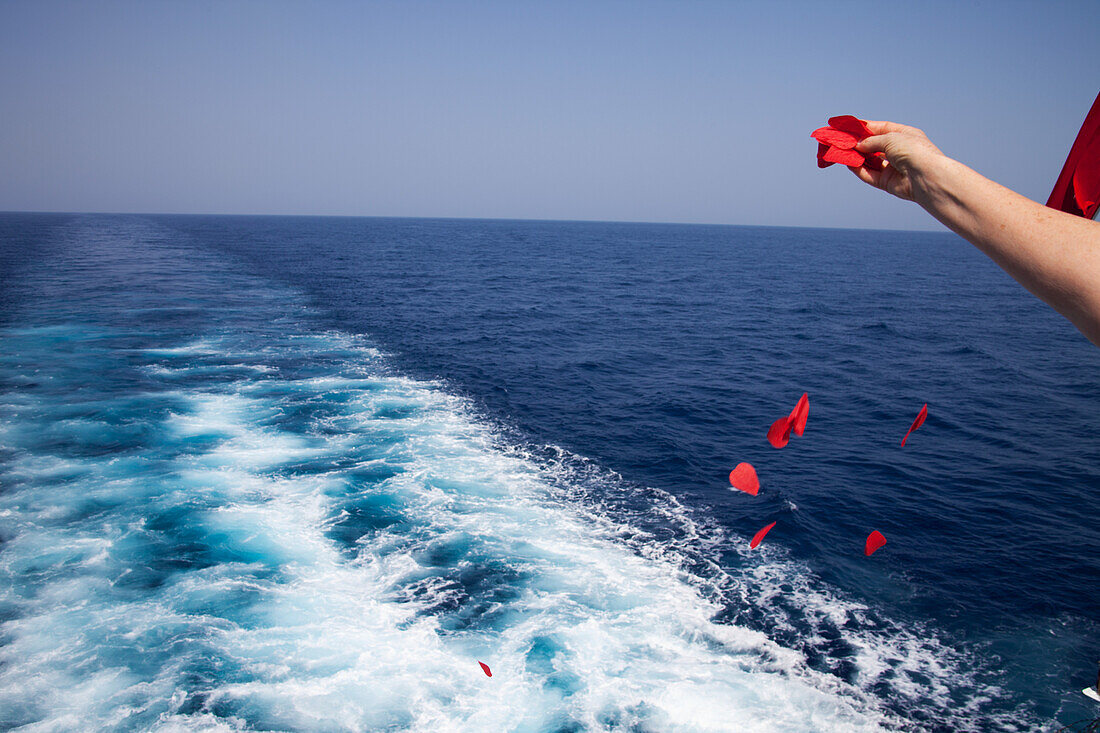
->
[0, 214, 1097, 731]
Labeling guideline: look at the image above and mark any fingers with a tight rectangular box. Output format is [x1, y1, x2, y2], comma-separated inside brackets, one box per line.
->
[857, 120, 929, 154]
[849, 161, 880, 188]
[861, 120, 924, 137]
[856, 133, 895, 155]
[850, 160, 912, 200]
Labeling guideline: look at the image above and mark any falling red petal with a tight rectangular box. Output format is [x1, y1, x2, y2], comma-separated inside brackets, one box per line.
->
[912, 404, 928, 431]
[750, 521, 777, 549]
[827, 115, 873, 139]
[864, 530, 887, 556]
[479, 661, 492, 677]
[901, 403, 928, 447]
[789, 393, 809, 437]
[729, 462, 760, 496]
[811, 126, 861, 150]
[767, 416, 792, 448]
[822, 146, 866, 167]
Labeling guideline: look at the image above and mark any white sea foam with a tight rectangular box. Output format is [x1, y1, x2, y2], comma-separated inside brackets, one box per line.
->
[0, 326, 1031, 732]
[143, 340, 223, 356]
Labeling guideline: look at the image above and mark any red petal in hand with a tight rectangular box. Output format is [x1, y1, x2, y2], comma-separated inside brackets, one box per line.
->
[811, 126, 861, 150]
[767, 416, 792, 448]
[789, 392, 809, 437]
[864, 530, 887, 556]
[729, 462, 760, 495]
[750, 521, 777, 549]
[828, 115, 873, 139]
[814, 116, 876, 170]
[865, 152, 886, 172]
[900, 403, 928, 447]
[479, 661, 492, 677]
[822, 146, 866, 167]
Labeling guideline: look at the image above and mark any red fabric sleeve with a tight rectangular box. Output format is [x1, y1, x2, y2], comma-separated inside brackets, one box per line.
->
[1047, 91, 1100, 219]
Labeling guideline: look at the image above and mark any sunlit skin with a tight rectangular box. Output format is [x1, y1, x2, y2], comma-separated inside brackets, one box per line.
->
[850, 121, 1100, 347]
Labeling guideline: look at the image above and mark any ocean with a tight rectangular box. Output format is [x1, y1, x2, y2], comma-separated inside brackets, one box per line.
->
[0, 213, 1097, 732]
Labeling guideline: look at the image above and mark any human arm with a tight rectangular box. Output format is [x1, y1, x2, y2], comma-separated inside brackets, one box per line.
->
[851, 121, 1100, 346]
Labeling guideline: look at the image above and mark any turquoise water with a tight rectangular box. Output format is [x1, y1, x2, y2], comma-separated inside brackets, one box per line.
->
[1, 214, 1097, 731]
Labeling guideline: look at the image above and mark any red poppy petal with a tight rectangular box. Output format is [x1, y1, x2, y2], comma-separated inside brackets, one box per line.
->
[828, 115, 873, 139]
[789, 392, 809, 436]
[811, 126, 861, 150]
[767, 416, 792, 448]
[750, 521, 777, 549]
[864, 530, 887, 556]
[901, 403, 928, 447]
[817, 142, 834, 169]
[729, 462, 760, 496]
[913, 404, 928, 431]
[479, 661, 492, 677]
[822, 146, 866, 167]
[864, 152, 886, 172]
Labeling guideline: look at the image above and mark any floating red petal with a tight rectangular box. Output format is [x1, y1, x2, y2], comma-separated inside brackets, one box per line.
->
[729, 462, 760, 496]
[768, 393, 809, 448]
[864, 530, 887, 556]
[901, 403, 928, 447]
[789, 392, 809, 437]
[750, 521, 777, 549]
[479, 661, 492, 677]
[767, 416, 792, 448]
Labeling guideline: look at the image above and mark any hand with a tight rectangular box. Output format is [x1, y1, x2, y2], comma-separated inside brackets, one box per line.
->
[850, 121, 945, 202]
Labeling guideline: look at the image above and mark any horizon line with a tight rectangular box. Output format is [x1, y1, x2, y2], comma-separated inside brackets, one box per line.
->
[0, 208, 948, 236]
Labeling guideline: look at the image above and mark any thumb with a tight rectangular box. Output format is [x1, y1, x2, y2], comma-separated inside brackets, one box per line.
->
[856, 133, 891, 155]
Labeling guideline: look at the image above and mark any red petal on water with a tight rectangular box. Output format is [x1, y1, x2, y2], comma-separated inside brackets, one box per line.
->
[767, 416, 792, 448]
[750, 521, 777, 549]
[828, 115, 873, 139]
[817, 142, 833, 169]
[789, 393, 809, 436]
[901, 403, 928, 447]
[822, 146, 866, 167]
[864, 530, 887, 556]
[479, 661, 492, 677]
[729, 462, 760, 496]
[811, 126, 861, 150]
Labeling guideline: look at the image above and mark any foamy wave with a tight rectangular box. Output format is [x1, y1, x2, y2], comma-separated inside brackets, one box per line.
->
[0, 308, 1036, 732]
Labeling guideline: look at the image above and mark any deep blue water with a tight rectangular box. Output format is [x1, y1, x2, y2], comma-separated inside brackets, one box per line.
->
[0, 213, 1097, 731]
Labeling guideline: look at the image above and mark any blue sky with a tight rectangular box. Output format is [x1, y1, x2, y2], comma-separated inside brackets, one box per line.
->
[1, 0, 1097, 229]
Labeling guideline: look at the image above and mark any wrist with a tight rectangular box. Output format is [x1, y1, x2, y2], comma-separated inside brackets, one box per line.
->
[909, 153, 968, 217]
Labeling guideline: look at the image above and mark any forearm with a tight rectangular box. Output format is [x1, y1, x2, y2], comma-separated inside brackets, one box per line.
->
[912, 155, 1100, 344]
